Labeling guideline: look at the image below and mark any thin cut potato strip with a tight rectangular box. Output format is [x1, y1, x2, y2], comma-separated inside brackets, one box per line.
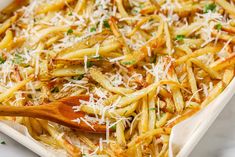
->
[51, 65, 85, 77]
[35, 0, 76, 14]
[175, 46, 222, 65]
[215, 0, 235, 17]
[60, 41, 122, 59]
[89, 68, 134, 94]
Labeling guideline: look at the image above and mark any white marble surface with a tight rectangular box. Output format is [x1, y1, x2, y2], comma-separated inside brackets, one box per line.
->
[0, 96, 235, 157]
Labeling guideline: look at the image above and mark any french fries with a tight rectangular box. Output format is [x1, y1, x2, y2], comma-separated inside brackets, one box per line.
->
[1, 0, 235, 156]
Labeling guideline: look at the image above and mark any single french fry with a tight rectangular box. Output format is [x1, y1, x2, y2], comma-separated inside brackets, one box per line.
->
[116, 0, 129, 20]
[36, 0, 75, 14]
[164, 21, 172, 55]
[216, 0, 235, 17]
[190, 58, 221, 79]
[166, 107, 200, 128]
[89, 68, 133, 94]
[127, 128, 171, 147]
[116, 120, 126, 146]
[39, 120, 81, 156]
[74, 0, 86, 14]
[139, 96, 149, 134]
[32, 26, 70, 45]
[175, 46, 222, 65]
[0, 78, 31, 102]
[186, 61, 200, 102]
[60, 41, 122, 59]
[201, 81, 225, 108]
[148, 91, 156, 130]
[156, 112, 172, 128]
[168, 65, 185, 113]
[0, 14, 17, 36]
[51, 65, 85, 77]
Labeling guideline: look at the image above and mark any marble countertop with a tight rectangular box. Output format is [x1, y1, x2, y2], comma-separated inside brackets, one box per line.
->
[0, 96, 235, 157]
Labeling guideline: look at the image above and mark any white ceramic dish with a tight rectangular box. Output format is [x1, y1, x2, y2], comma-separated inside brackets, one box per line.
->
[0, 1, 235, 156]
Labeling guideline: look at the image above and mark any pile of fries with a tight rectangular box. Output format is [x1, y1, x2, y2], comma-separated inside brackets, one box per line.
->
[0, 0, 235, 156]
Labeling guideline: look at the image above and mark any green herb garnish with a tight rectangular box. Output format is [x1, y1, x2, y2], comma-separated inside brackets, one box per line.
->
[72, 74, 85, 80]
[1, 141, 6, 145]
[215, 23, 222, 30]
[103, 20, 110, 28]
[90, 27, 96, 32]
[204, 3, 216, 13]
[149, 108, 157, 111]
[51, 87, 59, 93]
[68, 12, 73, 16]
[132, 9, 138, 13]
[175, 35, 185, 41]
[121, 61, 135, 65]
[67, 29, 73, 35]
[0, 57, 5, 64]
[13, 54, 24, 64]
[87, 61, 93, 68]
[111, 124, 116, 130]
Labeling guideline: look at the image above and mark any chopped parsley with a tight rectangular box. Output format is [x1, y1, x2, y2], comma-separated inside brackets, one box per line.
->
[90, 27, 96, 32]
[103, 20, 110, 28]
[87, 61, 93, 68]
[122, 60, 135, 65]
[68, 12, 72, 16]
[51, 87, 59, 93]
[175, 35, 185, 41]
[149, 108, 157, 111]
[215, 23, 222, 30]
[111, 124, 116, 130]
[13, 54, 25, 65]
[204, 3, 216, 13]
[132, 9, 139, 14]
[72, 74, 84, 80]
[1, 141, 6, 145]
[0, 56, 5, 64]
[67, 29, 73, 35]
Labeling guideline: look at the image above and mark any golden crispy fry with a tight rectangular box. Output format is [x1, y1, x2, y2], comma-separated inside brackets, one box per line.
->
[1, 0, 235, 156]
[139, 96, 149, 134]
[51, 65, 85, 77]
[201, 81, 225, 108]
[0, 78, 31, 102]
[0, 14, 17, 36]
[175, 46, 222, 65]
[74, 0, 86, 14]
[89, 68, 133, 94]
[216, 0, 235, 17]
[116, 120, 126, 146]
[186, 61, 200, 102]
[36, 0, 75, 14]
[127, 128, 171, 147]
[190, 58, 221, 79]
[0, 30, 13, 50]
[60, 41, 121, 59]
